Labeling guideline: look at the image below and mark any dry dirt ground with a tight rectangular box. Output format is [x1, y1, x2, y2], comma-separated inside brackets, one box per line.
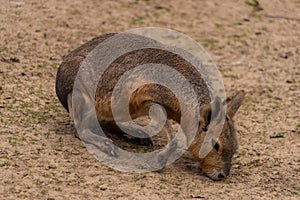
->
[1, 0, 300, 199]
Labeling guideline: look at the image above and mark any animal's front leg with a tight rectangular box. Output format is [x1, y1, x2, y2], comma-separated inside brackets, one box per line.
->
[156, 119, 177, 169]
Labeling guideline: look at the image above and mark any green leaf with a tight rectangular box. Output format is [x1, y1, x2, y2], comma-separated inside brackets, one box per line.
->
[245, 0, 260, 7]
[270, 132, 284, 138]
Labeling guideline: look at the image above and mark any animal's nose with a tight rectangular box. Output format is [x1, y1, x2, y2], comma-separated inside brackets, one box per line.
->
[217, 172, 226, 179]
[207, 170, 228, 181]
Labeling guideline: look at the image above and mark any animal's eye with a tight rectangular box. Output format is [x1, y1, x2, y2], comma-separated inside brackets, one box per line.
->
[199, 122, 208, 132]
[212, 139, 220, 151]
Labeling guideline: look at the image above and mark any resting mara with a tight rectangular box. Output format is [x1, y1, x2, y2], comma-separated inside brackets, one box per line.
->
[56, 33, 245, 181]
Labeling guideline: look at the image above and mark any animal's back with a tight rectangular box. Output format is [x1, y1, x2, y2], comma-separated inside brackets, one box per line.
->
[56, 33, 211, 120]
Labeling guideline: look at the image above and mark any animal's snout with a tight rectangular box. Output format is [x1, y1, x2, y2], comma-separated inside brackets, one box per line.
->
[209, 170, 228, 181]
[217, 172, 226, 180]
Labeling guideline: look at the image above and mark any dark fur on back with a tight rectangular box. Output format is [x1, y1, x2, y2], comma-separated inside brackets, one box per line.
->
[56, 33, 211, 115]
[55, 33, 116, 111]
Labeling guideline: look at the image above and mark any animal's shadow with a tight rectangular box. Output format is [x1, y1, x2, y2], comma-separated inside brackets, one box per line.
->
[51, 114, 206, 178]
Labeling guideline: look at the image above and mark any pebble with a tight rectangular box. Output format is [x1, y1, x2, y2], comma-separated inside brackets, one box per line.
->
[10, 1, 25, 7]
[279, 51, 293, 59]
[99, 184, 108, 191]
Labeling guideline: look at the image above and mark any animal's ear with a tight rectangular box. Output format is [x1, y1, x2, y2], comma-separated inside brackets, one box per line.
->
[225, 90, 245, 118]
[199, 97, 222, 131]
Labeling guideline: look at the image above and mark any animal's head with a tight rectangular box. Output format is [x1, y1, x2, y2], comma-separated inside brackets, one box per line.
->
[188, 91, 245, 181]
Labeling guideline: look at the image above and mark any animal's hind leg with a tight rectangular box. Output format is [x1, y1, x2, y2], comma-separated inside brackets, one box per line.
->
[67, 93, 119, 157]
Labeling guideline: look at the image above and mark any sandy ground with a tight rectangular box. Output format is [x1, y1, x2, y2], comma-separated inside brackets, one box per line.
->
[0, 0, 300, 199]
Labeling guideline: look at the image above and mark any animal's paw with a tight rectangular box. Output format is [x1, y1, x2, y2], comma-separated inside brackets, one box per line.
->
[80, 129, 120, 157]
[99, 139, 119, 157]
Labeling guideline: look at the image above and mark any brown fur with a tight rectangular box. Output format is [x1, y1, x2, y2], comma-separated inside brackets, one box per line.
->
[56, 33, 245, 180]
